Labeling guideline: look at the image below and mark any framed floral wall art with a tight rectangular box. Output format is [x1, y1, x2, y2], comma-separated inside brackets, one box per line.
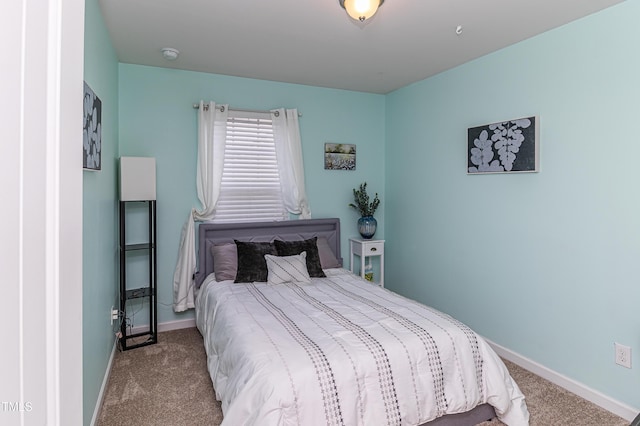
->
[83, 81, 102, 171]
[467, 116, 539, 174]
[324, 143, 356, 171]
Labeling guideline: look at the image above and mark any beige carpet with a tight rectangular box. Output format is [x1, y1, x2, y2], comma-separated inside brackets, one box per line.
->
[97, 328, 223, 426]
[97, 328, 629, 426]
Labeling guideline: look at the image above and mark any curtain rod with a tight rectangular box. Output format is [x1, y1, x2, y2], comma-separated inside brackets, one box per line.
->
[192, 103, 302, 117]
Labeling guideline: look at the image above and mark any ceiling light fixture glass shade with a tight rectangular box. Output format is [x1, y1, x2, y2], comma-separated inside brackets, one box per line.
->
[339, 0, 384, 22]
[161, 47, 179, 61]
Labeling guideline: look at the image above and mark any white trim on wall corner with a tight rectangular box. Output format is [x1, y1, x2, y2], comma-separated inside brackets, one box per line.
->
[3, 0, 84, 423]
[485, 338, 639, 422]
[90, 338, 118, 426]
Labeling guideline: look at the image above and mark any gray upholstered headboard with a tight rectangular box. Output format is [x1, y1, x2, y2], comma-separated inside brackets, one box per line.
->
[194, 218, 342, 288]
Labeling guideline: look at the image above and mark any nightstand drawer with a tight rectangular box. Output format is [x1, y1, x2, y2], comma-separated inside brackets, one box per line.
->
[363, 241, 384, 255]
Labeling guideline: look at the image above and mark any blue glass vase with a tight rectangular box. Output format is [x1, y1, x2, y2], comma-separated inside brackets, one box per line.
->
[358, 216, 377, 239]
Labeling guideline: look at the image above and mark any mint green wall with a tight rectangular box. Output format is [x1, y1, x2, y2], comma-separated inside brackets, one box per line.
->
[385, 1, 639, 410]
[83, 0, 119, 423]
[118, 64, 385, 324]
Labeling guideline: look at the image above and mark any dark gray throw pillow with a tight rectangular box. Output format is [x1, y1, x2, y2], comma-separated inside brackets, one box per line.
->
[234, 240, 277, 283]
[274, 237, 326, 278]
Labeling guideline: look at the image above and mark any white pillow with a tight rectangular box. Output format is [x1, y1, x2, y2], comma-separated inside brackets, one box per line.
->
[265, 252, 311, 285]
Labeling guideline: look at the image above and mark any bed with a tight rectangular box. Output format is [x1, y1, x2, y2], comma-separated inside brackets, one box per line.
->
[194, 218, 529, 425]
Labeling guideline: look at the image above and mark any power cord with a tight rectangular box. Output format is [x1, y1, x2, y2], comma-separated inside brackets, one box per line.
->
[157, 281, 195, 308]
[115, 298, 146, 351]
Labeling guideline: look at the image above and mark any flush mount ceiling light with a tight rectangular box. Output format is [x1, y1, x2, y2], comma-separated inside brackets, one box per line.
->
[161, 47, 179, 61]
[339, 0, 385, 22]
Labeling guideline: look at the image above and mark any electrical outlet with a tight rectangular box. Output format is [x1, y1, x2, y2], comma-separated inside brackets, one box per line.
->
[111, 307, 119, 326]
[614, 342, 631, 368]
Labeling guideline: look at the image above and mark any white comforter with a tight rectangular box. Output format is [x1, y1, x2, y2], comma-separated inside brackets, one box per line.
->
[196, 268, 529, 426]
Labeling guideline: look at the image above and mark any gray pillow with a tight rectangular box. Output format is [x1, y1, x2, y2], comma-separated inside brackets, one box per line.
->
[210, 243, 237, 281]
[316, 237, 341, 269]
[234, 240, 277, 283]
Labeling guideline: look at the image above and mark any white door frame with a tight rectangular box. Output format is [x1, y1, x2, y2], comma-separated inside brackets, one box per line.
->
[1, 0, 84, 424]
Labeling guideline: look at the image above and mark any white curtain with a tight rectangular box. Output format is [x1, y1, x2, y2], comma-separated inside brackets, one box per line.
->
[173, 101, 228, 312]
[271, 108, 311, 218]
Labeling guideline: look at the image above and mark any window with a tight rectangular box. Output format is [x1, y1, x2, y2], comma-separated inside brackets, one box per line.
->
[213, 110, 287, 223]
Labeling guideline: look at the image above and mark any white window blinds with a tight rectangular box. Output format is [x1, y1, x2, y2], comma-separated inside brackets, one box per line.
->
[213, 110, 287, 223]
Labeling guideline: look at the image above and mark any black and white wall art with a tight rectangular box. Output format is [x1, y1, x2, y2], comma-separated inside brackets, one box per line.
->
[83, 81, 102, 171]
[324, 143, 356, 170]
[467, 116, 539, 174]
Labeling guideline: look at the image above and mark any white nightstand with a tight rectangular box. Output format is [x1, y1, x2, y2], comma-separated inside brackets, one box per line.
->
[349, 238, 385, 287]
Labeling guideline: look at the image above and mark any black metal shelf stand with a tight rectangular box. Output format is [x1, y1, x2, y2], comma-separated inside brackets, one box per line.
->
[119, 200, 157, 350]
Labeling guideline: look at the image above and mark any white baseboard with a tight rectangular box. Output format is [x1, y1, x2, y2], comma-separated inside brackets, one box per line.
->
[157, 318, 197, 332]
[130, 318, 196, 335]
[90, 337, 118, 426]
[485, 338, 639, 422]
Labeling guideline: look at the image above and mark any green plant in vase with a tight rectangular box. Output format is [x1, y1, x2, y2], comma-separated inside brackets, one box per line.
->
[349, 182, 380, 239]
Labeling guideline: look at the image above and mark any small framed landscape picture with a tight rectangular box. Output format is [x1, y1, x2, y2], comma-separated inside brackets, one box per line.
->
[324, 143, 356, 171]
[467, 116, 539, 174]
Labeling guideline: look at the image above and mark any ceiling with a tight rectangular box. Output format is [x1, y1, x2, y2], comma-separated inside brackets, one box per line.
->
[99, 0, 624, 94]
